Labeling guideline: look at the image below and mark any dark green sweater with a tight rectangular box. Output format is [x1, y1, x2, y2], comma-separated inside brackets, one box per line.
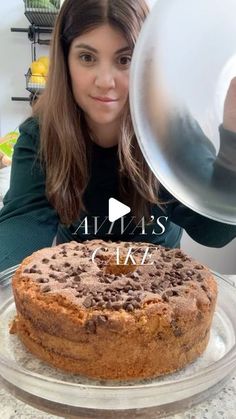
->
[0, 117, 235, 271]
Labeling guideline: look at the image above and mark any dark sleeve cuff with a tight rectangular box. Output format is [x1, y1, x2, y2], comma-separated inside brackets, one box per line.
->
[0, 214, 57, 271]
[171, 203, 236, 248]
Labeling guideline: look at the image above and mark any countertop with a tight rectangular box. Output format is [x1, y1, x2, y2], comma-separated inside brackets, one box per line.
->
[0, 277, 235, 419]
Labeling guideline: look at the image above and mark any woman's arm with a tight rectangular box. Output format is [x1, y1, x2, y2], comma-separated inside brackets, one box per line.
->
[167, 121, 236, 247]
[165, 76, 236, 247]
[169, 200, 236, 248]
[0, 118, 59, 271]
[212, 78, 236, 187]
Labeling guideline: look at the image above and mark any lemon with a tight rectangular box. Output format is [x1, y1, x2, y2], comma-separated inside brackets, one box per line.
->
[29, 75, 46, 85]
[30, 61, 46, 76]
[38, 56, 49, 76]
[38, 56, 49, 67]
[42, 65, 49, 76]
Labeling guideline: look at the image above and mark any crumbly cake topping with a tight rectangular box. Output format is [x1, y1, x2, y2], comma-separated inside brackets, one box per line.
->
[22, 240, 209, 312]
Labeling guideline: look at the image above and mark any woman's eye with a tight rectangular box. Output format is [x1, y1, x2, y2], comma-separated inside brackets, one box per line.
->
[117, 56, 132, 67]
[79, 54, 95, 63]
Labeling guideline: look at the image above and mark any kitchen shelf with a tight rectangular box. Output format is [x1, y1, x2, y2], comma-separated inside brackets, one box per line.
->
[11, 97, 30, 101]
[11, 94, 38, 106]
[25, 69, 46, 94]
[11, 24, 52, 104]
[24, 9, 58, 27]
[11, 26, 52, 46]
[24, 1, 60, 27]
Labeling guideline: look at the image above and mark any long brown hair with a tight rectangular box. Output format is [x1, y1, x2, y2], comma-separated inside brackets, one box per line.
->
[33, 0, 161, 225]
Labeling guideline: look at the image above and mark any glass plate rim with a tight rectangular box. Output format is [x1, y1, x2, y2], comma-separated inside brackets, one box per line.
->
[0, 268, 236, 392]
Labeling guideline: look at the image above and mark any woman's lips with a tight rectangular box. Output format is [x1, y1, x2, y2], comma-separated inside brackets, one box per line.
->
[91, 96, 118, 103]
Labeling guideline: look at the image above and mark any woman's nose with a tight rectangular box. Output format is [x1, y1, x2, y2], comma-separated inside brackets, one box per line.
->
[94, 65, 116, 89]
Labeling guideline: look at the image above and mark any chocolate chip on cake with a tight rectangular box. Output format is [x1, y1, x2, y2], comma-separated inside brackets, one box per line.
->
[64, 262, 71, 268]
[36, 278, 49, 283]
[186, 270, 194, 277]
[33, 268, 42, 274]
[41, 285, 51, 293]
[163, 256, 172, 262]
[72, 276, 81, 282]
[96, 315, 108, 325]
[85, 320, 97, 334]
[83, 297, 93, 308]
[173, 262, 183, 269]
[58, 277, 67, 283]
[111, 302, 122, 310]
[195, 265, 204, 270]
[49, 273, 57, 279]
[175, 250, 184, 258]
[124, 303, 134, 312]
[171, 320, 183, 337]
[155, 263, 164, 269]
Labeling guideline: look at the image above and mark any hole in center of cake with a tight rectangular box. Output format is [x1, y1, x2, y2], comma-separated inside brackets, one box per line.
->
[104, 255, 137, 276]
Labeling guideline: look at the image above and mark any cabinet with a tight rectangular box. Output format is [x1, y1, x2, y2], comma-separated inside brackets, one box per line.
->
[11, 1, 60, 104]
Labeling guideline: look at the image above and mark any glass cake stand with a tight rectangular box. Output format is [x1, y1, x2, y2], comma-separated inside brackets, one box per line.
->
[0, 266, 236, 418]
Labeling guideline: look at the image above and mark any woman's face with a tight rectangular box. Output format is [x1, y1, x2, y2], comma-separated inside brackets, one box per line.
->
[68, 24, 131, 133]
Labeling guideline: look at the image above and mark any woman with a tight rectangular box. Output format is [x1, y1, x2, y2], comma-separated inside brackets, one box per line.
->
[0, 0, 236, 271]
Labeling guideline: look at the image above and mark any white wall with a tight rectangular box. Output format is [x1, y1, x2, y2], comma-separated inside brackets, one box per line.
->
[146, 0, 157, 8]
[0, 0, 49, 135]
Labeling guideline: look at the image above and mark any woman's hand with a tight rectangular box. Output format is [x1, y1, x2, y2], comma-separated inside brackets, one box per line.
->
[223, 77, 236, 133]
